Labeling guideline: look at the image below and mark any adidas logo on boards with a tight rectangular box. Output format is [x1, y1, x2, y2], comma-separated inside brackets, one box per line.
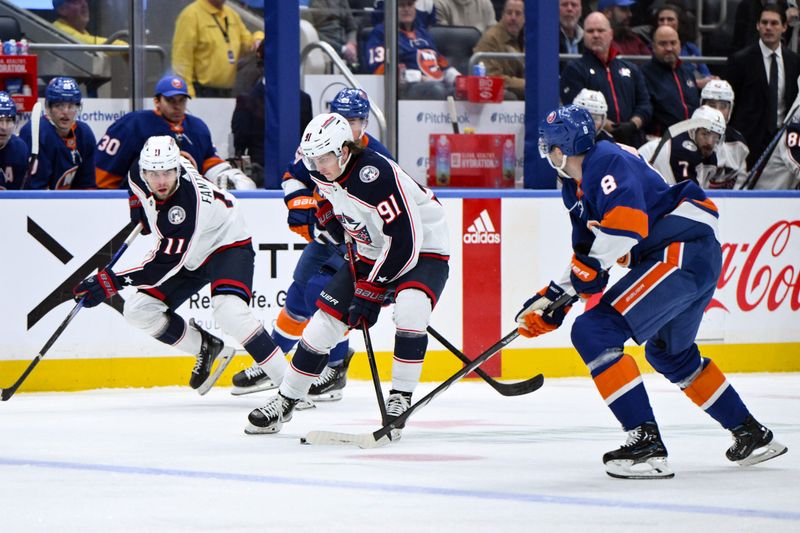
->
[463, 209, 501, 244]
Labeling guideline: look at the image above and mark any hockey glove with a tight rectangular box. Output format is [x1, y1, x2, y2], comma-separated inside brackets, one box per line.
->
[570, 253, 609, 297]
[348, 280, 387, 329]
[128, 195, 151, 235]
[205, 162, 257, 190]
[315, 199, 345, 245]
[285, 191, 318, 242]
[73, 269, 123, 308]
[515, 281, 573, 338]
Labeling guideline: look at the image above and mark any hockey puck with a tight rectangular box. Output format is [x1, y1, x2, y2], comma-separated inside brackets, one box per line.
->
[300, 437, 309, 445]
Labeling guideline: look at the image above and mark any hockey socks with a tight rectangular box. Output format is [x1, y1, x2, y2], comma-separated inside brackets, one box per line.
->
[328, 338, 349, 367]
[271, 307, 308, 354]
[280, 342, 328, 400]
[682, 358, 749, 430]
[244, 328, 288, 384]
[156, 312, 202, 354]
[392, 333, 427, 393]
[591, 352, 655, 431]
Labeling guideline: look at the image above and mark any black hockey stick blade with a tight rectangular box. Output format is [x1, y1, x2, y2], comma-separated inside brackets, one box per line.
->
[427, 325, 543, 396]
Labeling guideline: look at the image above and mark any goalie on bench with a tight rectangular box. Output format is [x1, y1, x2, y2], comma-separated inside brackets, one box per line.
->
[73, 136, 288, 393]
[518, 104, 787, 479]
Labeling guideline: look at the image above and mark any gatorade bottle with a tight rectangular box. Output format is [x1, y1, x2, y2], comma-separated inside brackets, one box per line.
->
[436, 135, 450, 186]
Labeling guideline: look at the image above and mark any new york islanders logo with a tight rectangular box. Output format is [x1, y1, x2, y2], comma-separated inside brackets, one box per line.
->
[546, 111, 557, 123]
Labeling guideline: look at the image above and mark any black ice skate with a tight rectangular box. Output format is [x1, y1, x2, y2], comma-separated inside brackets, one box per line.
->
[189, 319, 235, 395]
[385, 390, 412, 441]
[727, 415, 788, 466]
[603, 421, 674, 479]
[230, 364, 277, 396]
[245, 393, 299, 434]
[308, 349, 355, 402]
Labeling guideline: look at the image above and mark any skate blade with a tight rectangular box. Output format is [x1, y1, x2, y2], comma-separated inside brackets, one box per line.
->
[197, 347, 236, 396]
[605, 457, 674, 479]
[307, 390, 343, 402]
[230, 379, 279, 396]
[295, 398, 316, 411]
[244, 422, 281, 435]
[737, 440, 788, 466]
[301, 430, 392, 449]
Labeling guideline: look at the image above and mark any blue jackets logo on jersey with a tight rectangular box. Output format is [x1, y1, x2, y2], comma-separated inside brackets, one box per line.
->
[359, 165, 379, 183]
[168, 206, 186, 225]
[338, 213, 372, 244]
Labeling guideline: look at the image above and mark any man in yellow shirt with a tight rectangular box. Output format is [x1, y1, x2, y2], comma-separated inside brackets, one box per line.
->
[52, 0, 126, 46]
[172, 0, 264, 98]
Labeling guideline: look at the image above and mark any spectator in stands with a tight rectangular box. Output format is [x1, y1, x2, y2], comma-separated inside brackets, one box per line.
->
[655, 4, 715, 88]
[599, 0, 651, 56]
[371, 0, 437, 28]
[20, 77, 96, 190]
[0, 91, 29, 190]
[561, 11, 652, 146]
[434, 0, 497, 33]
[308, 0, 359, 67]
[641, 25, 700, 137]
[474, 0, 525, 99]
[560, 0, 584, 56]
[95, 75, 255, 190]
[728, 3, 800, 168]
[365, 0, 459, 100]
[172, 0, 264, 98]
[52, 0, 126, 46]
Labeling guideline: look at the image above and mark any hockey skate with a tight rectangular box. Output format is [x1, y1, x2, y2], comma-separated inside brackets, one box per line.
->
[189, 319, 235, 395]
[385, 390, 412, 441]
[308, 348, 355, 402]
[603, 421, 674, 479]
[727, 415, 788, 466]
[230, 364, 278, 396]
[245, 393, 299, 434]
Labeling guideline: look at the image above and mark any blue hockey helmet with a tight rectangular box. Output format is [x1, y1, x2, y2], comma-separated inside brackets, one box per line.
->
[0, 91, 16, 118]
[538, 105, 595, 158]
[330, 88, 370, 120]
[45, 77, 82, 107]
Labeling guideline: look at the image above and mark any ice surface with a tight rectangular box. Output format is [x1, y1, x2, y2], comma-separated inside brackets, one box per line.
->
[1, 373, 798, 532]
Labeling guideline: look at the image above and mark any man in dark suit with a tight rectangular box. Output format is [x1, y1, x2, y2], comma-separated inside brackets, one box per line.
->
[728, 3, 800, 169]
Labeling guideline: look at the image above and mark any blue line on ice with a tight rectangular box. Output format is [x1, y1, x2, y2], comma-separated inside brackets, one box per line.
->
[2, 456, 797, 521]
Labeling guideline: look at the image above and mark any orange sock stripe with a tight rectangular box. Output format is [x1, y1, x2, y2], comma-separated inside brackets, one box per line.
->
[593, 354, 643, 404]
[274, 308, 308, 339]
[684, 360, 729, 410]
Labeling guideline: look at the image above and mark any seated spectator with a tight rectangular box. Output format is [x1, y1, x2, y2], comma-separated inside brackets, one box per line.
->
[95, 75, 255, 190]
[474, 0, 525, 100]
[308, 0, 358, 67]
[52, 0, 126, 45]
[655, 4, 714, 88]
[559, 0, 584, 56]
[561, 11, 652, 146]
[19, 77, 96, 190]
[701, 79, 750, 188]
[573, 88, 616, 142]
[365, 0, 459, 100]
[0, 91, 29, 190]
[371, 0, 436, 28]
[641, 25, 700, 137]
[172, 0, 263, 98]
[638, 105, 727, 187]
[434, 0, 497, 33]
[599, 0, 650, 56]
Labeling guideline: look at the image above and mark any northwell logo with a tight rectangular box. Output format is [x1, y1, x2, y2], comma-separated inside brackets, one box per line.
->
[463, 209, 501, 244]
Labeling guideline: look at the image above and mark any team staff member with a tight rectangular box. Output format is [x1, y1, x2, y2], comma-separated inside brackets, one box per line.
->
[172, 0, 264, 98]
[20, 77, 96, 190]
[518, 105, 787, 479]
[95, 75, 254, 190]
[0, 91, 29, 190]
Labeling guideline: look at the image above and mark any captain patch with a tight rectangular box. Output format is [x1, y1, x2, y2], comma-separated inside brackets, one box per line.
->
[359, 165, 380, 183]
[168, 206, 186, 224]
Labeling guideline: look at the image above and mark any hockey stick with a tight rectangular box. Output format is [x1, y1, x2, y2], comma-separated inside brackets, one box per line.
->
[1, 223, 143, 402]
[301, 292, 572, 448]
[740, 104, 800, 190]
[344, 234, 389, 425]
[20, 100, 42, 190]
[447, 96, 459, 134]
[648, 116, 714, 165]
[426, 326, 544, 396]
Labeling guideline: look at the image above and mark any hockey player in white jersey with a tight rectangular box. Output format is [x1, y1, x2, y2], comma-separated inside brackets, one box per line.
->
[246, 113, 450, 435]
[73, 136, 289, 392]
[699, 79, 749, 188]
[639, 105, 727, 187]
[573, 89, 616, 143]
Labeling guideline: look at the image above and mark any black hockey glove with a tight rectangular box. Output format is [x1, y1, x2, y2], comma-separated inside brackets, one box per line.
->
[73, 269, 123, 308]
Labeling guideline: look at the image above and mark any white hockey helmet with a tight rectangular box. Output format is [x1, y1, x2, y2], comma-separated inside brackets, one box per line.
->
[300, 112, 354, 174]
[139, 135, 181, 193]
[573, 88, 608, 116]
[700, 79, 734, 105]
[691, 105, 727, 137]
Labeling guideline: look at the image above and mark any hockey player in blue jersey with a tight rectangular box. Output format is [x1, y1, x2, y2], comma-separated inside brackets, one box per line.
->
[245, 112, 450, 435]
[73, 136, 288, 394]
[231, 88, 394, 402]
[0, 91, 29, 190]
[95, 75, 255, 190]
[20, 77, 96, 189]
[516, 105, 787, 479]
